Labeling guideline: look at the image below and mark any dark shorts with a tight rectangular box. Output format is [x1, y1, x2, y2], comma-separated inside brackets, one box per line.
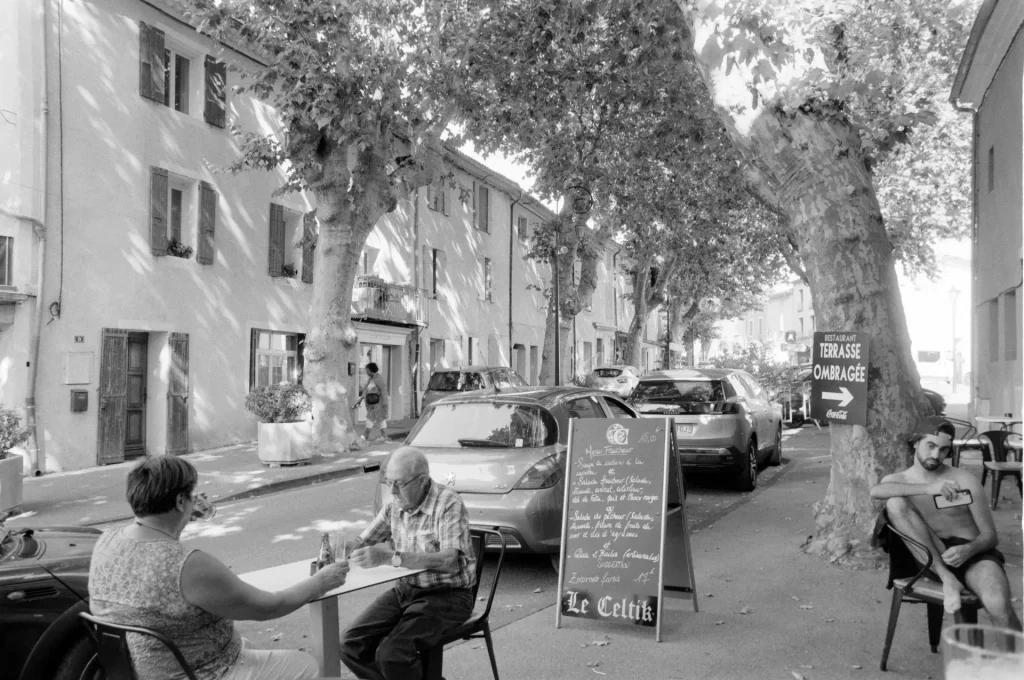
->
[927, 536, 1006, 585]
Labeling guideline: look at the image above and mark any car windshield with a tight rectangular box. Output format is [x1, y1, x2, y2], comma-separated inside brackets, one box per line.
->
[631, 380, 729, 413]
[593, 369, 622, 378]
[426, 371, 485, 392]
[410, 402, 557, 448]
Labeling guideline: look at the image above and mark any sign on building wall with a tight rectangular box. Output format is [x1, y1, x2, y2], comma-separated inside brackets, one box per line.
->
[810, 331, 870, 426]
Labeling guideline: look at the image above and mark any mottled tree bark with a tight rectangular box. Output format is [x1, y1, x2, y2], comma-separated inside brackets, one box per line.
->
[682, 3, 928, 565]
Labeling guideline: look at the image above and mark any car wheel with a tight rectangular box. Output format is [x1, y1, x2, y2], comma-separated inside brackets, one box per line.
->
[734, 439, 757, 491]
[768, 427, 783, 466]
[53, 635, 103, 680]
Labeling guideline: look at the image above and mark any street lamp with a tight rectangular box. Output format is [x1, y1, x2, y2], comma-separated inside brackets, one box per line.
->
[553, 243, 568, 386]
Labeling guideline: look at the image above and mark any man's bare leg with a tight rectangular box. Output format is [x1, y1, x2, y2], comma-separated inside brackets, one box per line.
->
[885, 498, 964, 613]
[963, 560, 1023, 632]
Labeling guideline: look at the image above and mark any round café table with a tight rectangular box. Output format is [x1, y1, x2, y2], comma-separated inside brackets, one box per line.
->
[974, 415, 1021, 432]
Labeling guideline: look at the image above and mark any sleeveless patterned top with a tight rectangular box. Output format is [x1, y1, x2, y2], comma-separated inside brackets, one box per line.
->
[89, 526, 242, 680]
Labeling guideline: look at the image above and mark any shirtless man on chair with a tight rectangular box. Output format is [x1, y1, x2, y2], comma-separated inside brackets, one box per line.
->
[871, 416, 1022, 630]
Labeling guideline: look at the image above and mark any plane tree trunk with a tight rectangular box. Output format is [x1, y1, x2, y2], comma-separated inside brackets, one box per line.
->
[683, 5, 927, 565]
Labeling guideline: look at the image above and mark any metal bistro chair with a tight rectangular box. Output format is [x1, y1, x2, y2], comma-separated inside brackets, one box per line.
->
[877, 518, 980, 671]
[980, 431, 1023, 510]
[422, 528, 507, 680]
[79, 611, 198, 680]
[945, 417, 982, 469]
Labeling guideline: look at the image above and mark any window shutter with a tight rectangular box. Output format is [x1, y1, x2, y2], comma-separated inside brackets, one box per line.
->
[441, 185, 448, 215]
[422, 245, 432, 292]
[204, 56, 227, 128]
[166, 332, 190, 456]
[268, 204, 285, 276]
[150, 167, 168, 255]
[138, 22, 165, 102]
[301, 212, 316, 283]
[197, 181, 217, 265]
[97, 328, 129, 465]
[426, 184, 436, 212]
[479, 186, 490, 232]
[248, 329, 259, 390]
[437, 250, 446, 292]
[472, 181, 477, 227]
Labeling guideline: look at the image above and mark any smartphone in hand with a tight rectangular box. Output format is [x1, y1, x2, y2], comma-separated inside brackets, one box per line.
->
[934, 489, 973, 509]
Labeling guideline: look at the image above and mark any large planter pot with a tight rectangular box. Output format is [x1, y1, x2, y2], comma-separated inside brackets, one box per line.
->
[0, 454, 24, 512]
[257, 421, 313, 465]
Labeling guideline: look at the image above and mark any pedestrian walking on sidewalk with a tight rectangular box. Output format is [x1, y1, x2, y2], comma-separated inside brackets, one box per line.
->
[357, 362, 390, 445]
[89, 456, 350, 680]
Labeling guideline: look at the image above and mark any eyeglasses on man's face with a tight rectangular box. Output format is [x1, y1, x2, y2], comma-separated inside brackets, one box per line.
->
[384, 473, 426, 492]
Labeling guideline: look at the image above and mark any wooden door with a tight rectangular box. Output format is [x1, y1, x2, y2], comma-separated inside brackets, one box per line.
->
[123, 333, 149, 458]
[97, 329, 129, 465]
[167, 333, 190, 456]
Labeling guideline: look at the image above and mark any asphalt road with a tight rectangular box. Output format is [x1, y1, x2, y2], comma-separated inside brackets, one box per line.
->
[97, 428, 803, 676]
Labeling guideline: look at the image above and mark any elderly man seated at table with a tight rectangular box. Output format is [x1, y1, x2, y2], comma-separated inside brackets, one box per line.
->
[341, 447, 476, 680]
[89, 456, 350, 680]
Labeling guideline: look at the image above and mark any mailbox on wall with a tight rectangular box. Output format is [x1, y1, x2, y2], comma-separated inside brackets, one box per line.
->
[70, 390, 88, 412]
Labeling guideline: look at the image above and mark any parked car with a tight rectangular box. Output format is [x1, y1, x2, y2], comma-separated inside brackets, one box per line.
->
[421, 366, 528, 411]
[589, 365, 641, 397]
[0, 522, 103, 680]
[374, 386, 639, 565]
[628, 368, 783, 491]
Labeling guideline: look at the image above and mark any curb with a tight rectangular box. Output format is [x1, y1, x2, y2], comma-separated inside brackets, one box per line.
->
[81, 461, 385, 528]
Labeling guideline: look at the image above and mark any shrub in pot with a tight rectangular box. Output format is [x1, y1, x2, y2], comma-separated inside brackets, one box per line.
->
[0, 407, 30, 511]
[245, 384, 313, 464]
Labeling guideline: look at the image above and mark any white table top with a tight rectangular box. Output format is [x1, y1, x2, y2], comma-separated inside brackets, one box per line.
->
[239, 560, 426, 602]
[975, 415, 1020, 425]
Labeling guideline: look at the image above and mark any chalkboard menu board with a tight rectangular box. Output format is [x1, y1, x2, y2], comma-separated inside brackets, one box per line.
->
[555, 418, 671, 638]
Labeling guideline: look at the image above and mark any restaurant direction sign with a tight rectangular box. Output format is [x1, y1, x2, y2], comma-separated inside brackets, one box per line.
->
[810, 331, 870, 426]
[554, 418, 697, 642]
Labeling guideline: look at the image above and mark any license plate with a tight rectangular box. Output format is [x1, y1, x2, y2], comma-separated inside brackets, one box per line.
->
[676, 424, 694, 435]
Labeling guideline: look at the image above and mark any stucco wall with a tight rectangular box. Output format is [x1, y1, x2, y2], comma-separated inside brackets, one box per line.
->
[973, 26, 1023, 417]
[34, 0, 316, 470]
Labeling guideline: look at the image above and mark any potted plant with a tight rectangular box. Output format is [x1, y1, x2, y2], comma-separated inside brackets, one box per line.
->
[0, 407, 30, 511]
[245, 384, 313, 465]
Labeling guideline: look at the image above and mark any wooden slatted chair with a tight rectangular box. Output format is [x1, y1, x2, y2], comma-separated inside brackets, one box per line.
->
[877, 518, 980, 671]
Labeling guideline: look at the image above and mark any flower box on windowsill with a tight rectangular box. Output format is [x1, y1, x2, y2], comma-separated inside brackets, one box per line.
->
[256, 421, 312, 465]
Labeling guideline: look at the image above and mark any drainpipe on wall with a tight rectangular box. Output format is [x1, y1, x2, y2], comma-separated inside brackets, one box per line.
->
[508, 192, 522, 366]
[412, 189, 421, 417]
[23, 0, 53, 477]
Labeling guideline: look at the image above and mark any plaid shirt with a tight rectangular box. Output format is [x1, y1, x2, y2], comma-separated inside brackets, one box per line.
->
[360, 480, 476, 590]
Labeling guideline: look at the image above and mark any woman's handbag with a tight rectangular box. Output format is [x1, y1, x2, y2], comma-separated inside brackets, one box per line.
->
[366, 392, 381, 405]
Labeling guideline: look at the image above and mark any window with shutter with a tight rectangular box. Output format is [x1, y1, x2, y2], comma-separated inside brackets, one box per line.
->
[204, 56, 227, 128]
[150, 167, 169, 255]
[138, 22, 166, 102]
[197, 181, 217, 265]
[268, 204, 285, 276]
[484, 257, 493, 302]
[250, 329, 305, 389]
[517, 215, 529, 242]
[301, 212, 316, 283]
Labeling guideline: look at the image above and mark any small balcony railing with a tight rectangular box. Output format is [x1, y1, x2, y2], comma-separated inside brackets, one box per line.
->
[352, 276, 429, 326]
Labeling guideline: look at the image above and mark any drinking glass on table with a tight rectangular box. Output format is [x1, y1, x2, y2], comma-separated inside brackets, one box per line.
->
[331, 531, 351, 562]
[189, 493, 217, 522]
[942, 624, 1024, 680]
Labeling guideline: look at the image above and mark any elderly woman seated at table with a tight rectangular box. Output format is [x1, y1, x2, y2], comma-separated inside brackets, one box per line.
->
[89, 456, 348, 680]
